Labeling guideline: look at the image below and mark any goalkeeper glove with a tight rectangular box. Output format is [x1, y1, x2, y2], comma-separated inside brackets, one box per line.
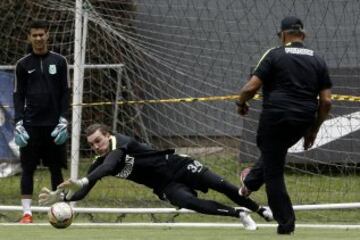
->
[57, 177, 89, 200]
[14, 120, 30, 148]
[38, 187, 64, 206]
[51, 117, 68, 145]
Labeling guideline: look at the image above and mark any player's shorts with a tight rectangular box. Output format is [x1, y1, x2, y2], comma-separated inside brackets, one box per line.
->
[158, 181, 198, 204]
[20, 126, 67, 170]
[166, 154, 209, 192]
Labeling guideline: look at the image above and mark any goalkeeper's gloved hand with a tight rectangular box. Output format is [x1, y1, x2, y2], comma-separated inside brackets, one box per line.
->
[14, 120, 30, 148]
[38, 187, 64, 206]
[57, 177, 89, 200]
[51, 117, 68, 145]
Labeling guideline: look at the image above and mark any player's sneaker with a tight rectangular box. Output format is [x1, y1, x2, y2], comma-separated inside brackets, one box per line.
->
[258, 207, 273, 222]
[19, 214, 33, 224]
[239, 210, 257, 231]
[277, 226, 295, 235]
[239, 167, 252, 197]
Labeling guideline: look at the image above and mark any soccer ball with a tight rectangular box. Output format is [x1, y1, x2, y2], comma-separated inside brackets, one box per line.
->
[48, 202, 74, 229]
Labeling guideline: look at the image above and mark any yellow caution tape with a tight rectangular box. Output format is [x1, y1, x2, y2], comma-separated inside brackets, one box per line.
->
[73, 93, 358, 107]
[1, 94, 359, 108]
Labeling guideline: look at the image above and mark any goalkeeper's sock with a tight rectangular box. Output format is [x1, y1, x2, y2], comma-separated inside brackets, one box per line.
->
[21, 198, 32, 216]
[256, 206, 273, 222]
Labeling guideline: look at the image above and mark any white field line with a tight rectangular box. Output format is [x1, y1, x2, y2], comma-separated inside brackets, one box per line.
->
[1, 222, 360, 229]
[1, 202, 360, 213]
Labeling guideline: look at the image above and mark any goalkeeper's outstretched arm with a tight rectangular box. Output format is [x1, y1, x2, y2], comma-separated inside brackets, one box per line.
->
[63, 180, 97, 202]
[58, 149, 124, 200]
[38, 181, 97, 206]
[85, 149, 124, 181]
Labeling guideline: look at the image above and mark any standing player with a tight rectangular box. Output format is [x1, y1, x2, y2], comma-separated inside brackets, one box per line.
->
[39, 123, 273, 230]
[236, 16, 332, 234]
[13, 20, 70, 223]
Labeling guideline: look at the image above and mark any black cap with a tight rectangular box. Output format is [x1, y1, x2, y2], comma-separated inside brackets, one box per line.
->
[277, 16, 304, 36]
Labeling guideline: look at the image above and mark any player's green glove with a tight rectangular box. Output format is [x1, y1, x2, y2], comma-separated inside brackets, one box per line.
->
[14, 120, 30, 148]
[38, 187, 64, 206]
[57, 177, 89, 200]
[51, 117, 68, 145]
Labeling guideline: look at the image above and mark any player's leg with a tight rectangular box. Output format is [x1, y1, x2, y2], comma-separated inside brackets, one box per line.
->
[171, 155, 270, 220]
[19, 142, 38, 223]
[162, 182, 257, 230]
[163, 182, 237, 217]
[258, 119, 310, 234]
[240, 156, 265, 197]
[257, 117, 294, 234]
[43, 135, 66, 190]
[196, 169, 272, 221]
[48, 164, 64, 190]
[261, 148, 294, 233]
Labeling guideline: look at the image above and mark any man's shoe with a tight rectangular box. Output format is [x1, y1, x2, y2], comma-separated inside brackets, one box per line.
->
[239, 167, 252, 197]
[19, 214, 33, 224]
[277, 225, 295, 235]
[239, 211, 257, 231]
[258, 207, 273, 222]
[277, 229, 294, 235]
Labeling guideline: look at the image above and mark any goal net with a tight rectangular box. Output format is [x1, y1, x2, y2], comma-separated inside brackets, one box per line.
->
[0, 0, 359, 224]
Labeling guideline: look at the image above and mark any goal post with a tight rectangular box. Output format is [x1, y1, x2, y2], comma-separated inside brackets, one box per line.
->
[70, 0, 85, 182]
[0, 0, 359, 224]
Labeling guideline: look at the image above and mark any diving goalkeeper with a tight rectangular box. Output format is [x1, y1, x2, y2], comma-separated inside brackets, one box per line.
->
[39, 123, 272, 230]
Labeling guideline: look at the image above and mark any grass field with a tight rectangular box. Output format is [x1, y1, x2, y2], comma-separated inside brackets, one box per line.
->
[0, 156, 359, 227]
[0, 225, 359, 240]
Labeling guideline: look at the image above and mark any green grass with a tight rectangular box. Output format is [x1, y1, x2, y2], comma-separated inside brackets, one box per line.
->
[0, 155, 359, 224]
[0, 226, 359, 240]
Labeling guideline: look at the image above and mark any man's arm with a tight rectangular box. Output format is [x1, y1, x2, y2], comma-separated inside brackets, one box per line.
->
[86, 149, 124, 182]
[39, 156, 106, 205]
[64, 181, 97, 201]
[59, 57, 70, 119]
[38, 181, 97, 205]
[303, 88, 332, 150]
[58, 149, 124, 199]
[13, 63, 26, 122]
[237, 75, 263, 115]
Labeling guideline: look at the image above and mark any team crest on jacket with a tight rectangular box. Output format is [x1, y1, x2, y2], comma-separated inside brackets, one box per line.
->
[49, 64, 57, 74]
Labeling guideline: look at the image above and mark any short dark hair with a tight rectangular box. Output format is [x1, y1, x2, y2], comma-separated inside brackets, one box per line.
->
[28, 20, 49, 33]
[85, 123, 112, 137]
[277, 16, 305, 37]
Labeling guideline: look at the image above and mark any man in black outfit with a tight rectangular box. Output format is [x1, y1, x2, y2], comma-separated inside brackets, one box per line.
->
[39, 123, 273, 230]
[13, 20, 70, 223]
[236, 16, 332, 234]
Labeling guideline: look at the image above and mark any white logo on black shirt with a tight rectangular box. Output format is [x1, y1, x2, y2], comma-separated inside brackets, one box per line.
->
[285, 48, 314, 56]
[49, 64, 57, 74]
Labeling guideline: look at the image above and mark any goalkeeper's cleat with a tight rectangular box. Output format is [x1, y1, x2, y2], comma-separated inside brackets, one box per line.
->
[257, 207, 273, 222]
[239, 167, 252, 198]
[19, 214, 33, 224]
[239, 211, 257, 231]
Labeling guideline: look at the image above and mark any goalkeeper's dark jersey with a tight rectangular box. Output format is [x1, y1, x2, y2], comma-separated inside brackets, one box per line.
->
[68, 134, 193, 201]
[14, 51, 70, 126]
